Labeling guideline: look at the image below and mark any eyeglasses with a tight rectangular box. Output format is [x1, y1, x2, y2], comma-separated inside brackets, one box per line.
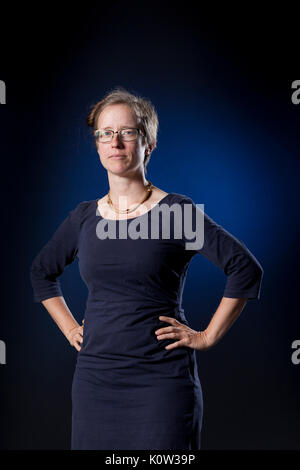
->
[94, 127, 144, 143]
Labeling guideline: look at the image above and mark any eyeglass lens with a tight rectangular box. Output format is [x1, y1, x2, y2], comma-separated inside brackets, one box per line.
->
[97, 129, 139, 142]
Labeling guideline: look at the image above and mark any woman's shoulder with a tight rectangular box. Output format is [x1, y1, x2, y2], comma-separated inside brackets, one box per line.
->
[68, 199, 96, 224]
[167, 192, 195, 205]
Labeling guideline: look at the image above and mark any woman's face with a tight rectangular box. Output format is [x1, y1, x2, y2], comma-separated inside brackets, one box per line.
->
[95, 103, 148, 176]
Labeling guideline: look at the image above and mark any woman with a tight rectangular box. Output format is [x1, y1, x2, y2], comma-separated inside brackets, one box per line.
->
[30, 87, 263, 450]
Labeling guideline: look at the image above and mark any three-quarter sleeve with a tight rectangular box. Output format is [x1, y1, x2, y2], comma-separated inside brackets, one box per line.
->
[181, 197, 264, 300]
[30, 201, 85, 303]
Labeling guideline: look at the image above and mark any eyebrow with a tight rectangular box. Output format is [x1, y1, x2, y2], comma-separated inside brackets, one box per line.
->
[102, 125, 135, 130]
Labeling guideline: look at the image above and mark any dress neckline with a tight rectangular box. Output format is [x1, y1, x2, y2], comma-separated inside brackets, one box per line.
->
[96, 193, 173, 221]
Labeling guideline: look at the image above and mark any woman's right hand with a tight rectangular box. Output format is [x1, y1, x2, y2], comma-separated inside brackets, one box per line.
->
[66, 320, 84, 351]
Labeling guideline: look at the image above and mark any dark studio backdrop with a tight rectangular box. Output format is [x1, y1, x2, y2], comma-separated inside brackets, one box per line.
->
[0, 4, 299, 451]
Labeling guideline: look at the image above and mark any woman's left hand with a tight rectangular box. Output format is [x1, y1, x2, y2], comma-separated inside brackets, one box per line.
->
[155, 316, 212, 351]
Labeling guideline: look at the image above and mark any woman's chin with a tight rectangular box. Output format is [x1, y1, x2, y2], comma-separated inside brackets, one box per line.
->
[107, 161, 131, 174]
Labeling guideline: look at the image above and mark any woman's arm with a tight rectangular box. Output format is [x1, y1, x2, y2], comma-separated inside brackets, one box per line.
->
[201, 297, 248, 348]
[42, 296, 83, 351]
[181, 197, 264, 301]
[30, 202, 89, 351]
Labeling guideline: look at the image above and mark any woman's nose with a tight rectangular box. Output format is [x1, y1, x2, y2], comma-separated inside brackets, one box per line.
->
[111, 133, 124, 147]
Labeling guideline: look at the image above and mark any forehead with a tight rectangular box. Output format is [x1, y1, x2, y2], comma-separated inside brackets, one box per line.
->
[97, 103, 139, 128]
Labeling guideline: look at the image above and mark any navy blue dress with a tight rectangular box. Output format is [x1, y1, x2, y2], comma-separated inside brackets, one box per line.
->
[30, 192, 263, 450]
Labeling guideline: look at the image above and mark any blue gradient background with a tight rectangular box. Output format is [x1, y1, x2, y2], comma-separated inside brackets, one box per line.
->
[0, 5, 299, 450]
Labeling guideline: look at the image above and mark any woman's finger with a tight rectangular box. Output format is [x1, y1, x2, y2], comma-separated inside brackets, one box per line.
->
[74, 336, 82, 350]
[73, 329, 83, 338]
[165, 338, 186, 350]
[68, 324, 84, 350]
[157, 331, 180, 340]
[155, 326, 181, 336]
[69, 332, 81, 346]
[74, 333, 83, 343]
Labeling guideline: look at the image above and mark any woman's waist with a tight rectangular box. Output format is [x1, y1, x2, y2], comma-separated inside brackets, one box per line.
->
[86, 294, 180, 310]
[80, 319, 177, 356]
[75, 345, 198, 386]
[83, 301, 187, 323]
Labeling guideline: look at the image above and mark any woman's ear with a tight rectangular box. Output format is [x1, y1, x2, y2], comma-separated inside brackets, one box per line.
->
[148, 142, 156, 155]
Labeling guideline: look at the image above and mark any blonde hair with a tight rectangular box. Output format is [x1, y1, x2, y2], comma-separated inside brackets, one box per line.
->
[86, 86, 159, 174]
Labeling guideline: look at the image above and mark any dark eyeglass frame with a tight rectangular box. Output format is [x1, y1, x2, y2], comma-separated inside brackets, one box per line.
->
[94, 127, 145, 142]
